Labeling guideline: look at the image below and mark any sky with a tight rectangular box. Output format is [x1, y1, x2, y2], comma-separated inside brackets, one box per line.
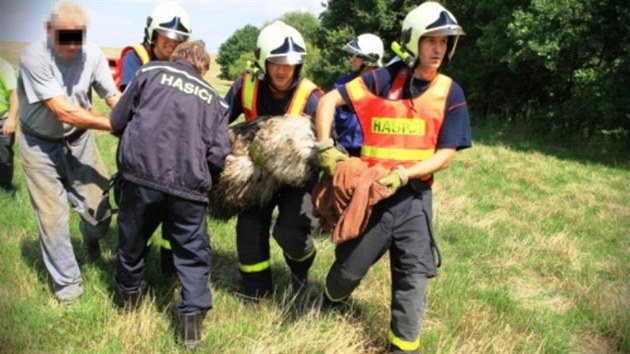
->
[0, 0, 327, 53]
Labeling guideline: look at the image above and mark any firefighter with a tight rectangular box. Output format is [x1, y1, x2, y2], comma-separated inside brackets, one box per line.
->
[113, 1, 192, 277]
[224, 20, 323, 301]
[314, 2, 472, 352]
[333, 33, 384, 157]
[114, 2, 192, 91]
[111, 40, 230, 349]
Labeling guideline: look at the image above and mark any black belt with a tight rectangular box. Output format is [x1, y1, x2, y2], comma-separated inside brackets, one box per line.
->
[21, 125, 87, 145]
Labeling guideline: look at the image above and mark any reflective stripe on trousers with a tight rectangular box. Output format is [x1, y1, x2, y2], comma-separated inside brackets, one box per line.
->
[324, 186, 435, 349]
[236, 185, 315, 296]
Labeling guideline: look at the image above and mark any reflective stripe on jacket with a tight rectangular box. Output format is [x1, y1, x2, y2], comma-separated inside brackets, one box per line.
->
[114, 44, 151, 90]
[346, 71, 453, 170]
[241, 72, 319, 120]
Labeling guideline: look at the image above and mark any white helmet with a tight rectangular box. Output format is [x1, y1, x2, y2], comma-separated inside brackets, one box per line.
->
[255, 21, 307, 73]
[400, 1, 465, 64]
[343, 33, 384, 67]
[145, 2, 191, 43]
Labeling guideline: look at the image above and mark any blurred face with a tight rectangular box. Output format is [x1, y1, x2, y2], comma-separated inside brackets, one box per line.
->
[350, 55, 365, 73]
[417, 35, 448, 71]
[48, 19, 85, 61]
[266, 62, 296, 92]
[153, 32, 184, 60]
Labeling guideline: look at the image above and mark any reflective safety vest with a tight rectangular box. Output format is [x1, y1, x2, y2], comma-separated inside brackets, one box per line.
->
[114, 44, 151, 90]
[345, 69, 453, 170]
[240, 72, 320, 121]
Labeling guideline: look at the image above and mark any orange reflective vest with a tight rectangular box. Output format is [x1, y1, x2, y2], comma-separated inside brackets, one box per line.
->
[114, 44, 151, 90]
[346, 70, 453, 170]
[240, 72, 320, 121]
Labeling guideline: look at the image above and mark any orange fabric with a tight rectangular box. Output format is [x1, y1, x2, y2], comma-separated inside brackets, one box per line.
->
[312, 158, 389, 244]
[114, 44, 150, 90]
[386, 66, 410, 100]
[346, 73, 453, 170]
[241, 75, 321, 121]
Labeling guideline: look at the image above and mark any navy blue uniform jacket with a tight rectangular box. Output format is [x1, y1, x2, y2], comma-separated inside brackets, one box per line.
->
[110, 60, 231, 202]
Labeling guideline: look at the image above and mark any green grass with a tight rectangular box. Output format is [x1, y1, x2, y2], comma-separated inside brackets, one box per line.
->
[1, 46, 629, 353]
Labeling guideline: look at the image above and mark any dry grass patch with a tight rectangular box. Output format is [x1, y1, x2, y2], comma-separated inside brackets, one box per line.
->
[572, 331, 624, 354]
[449, 300, 540, 354]
[110, 298, 172, 350]
[588, 279, 629, 315]
[511, 272, 575, 315]
[537, 232, 583, 272]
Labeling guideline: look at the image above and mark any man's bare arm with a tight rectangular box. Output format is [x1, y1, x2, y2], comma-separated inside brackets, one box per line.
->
[45, 95, 112, 131]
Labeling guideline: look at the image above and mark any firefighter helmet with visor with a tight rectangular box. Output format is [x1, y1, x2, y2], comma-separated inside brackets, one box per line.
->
[145, 2, 191, 43]
[255, 21, 307, 74]
[342, 33, 384, 67]
[400, 1, 465, 64]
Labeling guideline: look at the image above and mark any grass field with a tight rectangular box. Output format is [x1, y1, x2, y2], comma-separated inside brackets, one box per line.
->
[0, 41, 628, 353]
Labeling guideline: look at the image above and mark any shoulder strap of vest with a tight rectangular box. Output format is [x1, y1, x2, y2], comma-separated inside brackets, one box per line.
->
[387, 67, 410, 100]
[241, 71, 259, 120]
[432, 73, 453, 97]
[286, 78, 320, 116]
[114, 44, 151, 89]
[130, 44, 151, 64]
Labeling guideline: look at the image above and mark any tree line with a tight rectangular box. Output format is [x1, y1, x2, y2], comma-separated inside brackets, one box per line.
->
[216, 0, 629, 141]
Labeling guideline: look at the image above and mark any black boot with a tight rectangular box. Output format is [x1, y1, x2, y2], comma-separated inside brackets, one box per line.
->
[236, 268, 272, 304]
[290, 274, 307, 293]
[284, 250, 315, 292]
[121, 281, 147, 311]
[320, 290, 349, 312]
[178, 311, 203, 350]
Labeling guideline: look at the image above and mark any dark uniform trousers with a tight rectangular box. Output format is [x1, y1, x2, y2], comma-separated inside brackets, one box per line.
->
[324, 185, 436, 350]
[236, 185, 315, 297]
[0, 117, 14, 189]
[115, 181, 213, 313]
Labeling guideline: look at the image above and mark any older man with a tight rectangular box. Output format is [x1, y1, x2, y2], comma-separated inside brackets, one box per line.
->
[17, 2, 120, 304]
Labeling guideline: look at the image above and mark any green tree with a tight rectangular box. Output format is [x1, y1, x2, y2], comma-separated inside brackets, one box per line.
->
[313, 0, 418, 89]
[216, 12, 321, 82]
[227, 51, 256, 80]
[279, 12, 323, 84]
[215, 25, 259, 80]
[503, 0, 630, 136]
[456, 0, 629, 138]
[280, 11, 320, 44]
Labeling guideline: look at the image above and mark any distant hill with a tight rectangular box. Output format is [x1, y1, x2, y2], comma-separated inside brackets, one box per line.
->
[0, 41, 26, 66]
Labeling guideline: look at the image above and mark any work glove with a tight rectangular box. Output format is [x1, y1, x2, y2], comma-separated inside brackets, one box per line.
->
[377, 166, 409, 197]
[315, 138, 348, 176]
